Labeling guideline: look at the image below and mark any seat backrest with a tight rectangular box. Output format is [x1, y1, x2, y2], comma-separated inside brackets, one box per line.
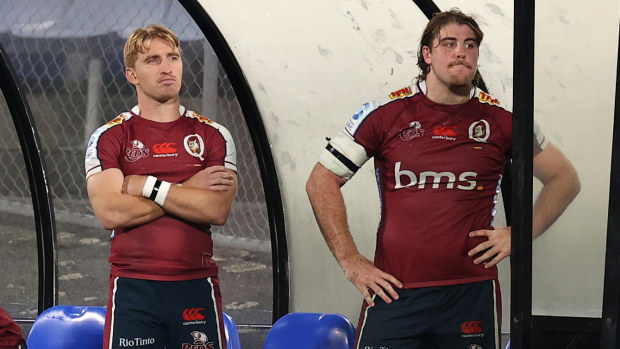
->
[223, 312, 242, 349]
[27, 305, 106, 349]
[263, 312, 356, 349]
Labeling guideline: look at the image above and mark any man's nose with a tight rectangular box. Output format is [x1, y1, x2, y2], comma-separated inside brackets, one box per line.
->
[161, 59, 174, 73]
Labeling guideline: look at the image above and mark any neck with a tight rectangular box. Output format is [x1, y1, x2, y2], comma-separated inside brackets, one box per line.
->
[136, 95, 181, 122]
[424, 75, 472, 105]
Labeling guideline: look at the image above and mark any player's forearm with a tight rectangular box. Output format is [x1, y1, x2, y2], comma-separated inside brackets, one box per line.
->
[306, 164, 362, 267]
[160, 185, 236, 225]
[123, 170, 237, 225]
[532, 165, 580, 238]
[87, 169, 165, 230]
[90, 192, 164, 230]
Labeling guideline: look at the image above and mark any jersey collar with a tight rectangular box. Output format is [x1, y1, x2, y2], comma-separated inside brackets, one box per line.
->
[130, 105, 187, 117]
[416, 80, 477, 100]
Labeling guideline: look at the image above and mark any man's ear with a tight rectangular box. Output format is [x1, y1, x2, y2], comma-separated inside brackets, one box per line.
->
[422, 46, 432, 65]
[125, 68, 138, 85]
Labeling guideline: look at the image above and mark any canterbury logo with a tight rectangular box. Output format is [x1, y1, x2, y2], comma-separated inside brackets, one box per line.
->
[153, 143, 177, 154]
[183, 308, 206, 321]
[461, 320, 483, 334]
[433, 126, 457, 137]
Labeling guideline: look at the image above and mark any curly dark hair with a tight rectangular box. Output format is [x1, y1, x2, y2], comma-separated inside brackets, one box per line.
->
[416, 9, 484, 85]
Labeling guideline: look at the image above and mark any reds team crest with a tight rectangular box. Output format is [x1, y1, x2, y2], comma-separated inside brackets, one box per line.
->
[400, 121, 425, 141]
[184, 134, 205, 161]
[468, 119, 490, 142]
[181, 331, 214, 349]
[125, 139, 149, 162]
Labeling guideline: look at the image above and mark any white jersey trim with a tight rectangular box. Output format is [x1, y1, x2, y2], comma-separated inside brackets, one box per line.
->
[84, 112, 133, 181]
[534, 120, 549, 151]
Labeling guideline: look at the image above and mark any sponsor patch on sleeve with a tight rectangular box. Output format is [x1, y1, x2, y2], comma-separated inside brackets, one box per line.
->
[477, 91, 501, 106]
[345, 102, 374, 135]
[389, 86, 413, 99]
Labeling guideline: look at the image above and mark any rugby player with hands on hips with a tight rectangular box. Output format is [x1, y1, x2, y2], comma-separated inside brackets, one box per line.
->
[307, 9, 580, 349]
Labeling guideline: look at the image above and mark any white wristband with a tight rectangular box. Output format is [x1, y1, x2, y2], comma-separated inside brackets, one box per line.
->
[141, 175, 172, 206]
[142, 176, 158, 198]
[153, 180, 172, 206]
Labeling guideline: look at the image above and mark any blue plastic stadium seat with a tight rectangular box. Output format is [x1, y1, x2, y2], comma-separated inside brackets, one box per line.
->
[223, 312, 242, 349]
[263, 312, 356, 349]
[27, 305, 106, 349]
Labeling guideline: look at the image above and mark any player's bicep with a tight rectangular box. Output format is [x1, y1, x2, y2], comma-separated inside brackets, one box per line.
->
[533, 143, 572, 184]
[87, 168, 123, 203]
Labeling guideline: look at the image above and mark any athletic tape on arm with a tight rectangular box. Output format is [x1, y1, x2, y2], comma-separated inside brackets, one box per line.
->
[318, 130, 369, 180]
[142, 175, 172, 206]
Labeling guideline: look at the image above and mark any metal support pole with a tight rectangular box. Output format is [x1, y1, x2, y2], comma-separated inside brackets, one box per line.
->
[511, 0, 535, 347]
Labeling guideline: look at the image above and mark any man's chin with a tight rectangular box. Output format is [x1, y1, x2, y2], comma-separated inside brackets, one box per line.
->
[449, 75, 475, 87]
[154, 94, 180, 104]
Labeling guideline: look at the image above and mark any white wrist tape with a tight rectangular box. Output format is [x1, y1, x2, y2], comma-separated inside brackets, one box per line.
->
[141, 175, 172, 206]
[142, 176, 158, 197]
[153, 180, 172, 206]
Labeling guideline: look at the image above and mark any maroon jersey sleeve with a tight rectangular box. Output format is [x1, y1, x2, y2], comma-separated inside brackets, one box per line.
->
[85, 113, 131, 180]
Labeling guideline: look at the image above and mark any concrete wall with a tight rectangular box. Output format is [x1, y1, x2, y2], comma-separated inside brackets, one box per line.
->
[198, 0, 619, 330]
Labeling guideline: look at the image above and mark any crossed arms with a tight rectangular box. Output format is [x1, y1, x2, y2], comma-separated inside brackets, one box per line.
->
[87, 165, 237, 230]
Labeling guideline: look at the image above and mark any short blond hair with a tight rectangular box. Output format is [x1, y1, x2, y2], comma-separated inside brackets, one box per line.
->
[123, 24, 182, 69]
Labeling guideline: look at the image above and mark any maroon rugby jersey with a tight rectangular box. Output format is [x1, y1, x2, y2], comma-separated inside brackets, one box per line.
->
[85, 106, 237, 281]
[321, 82, 542, 288]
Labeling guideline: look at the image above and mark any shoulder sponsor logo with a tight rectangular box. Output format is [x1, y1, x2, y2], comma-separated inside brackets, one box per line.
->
[432, 125, 457, 141]
[469, 119, 490, 143]
[106, 115, 125, 126]
[346, 102, 373, 135]
[125, 139, 149, 162]
[478, 91, 501, 106]
[393, 162, 479, 191]
[153, 142, 178, 158]
[184, 134, 205, 161]
[182, 331, 215, 349]
[189, 111, 214, 125]
[400, 121, 425, 141]
[389, 86, 413, 99]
